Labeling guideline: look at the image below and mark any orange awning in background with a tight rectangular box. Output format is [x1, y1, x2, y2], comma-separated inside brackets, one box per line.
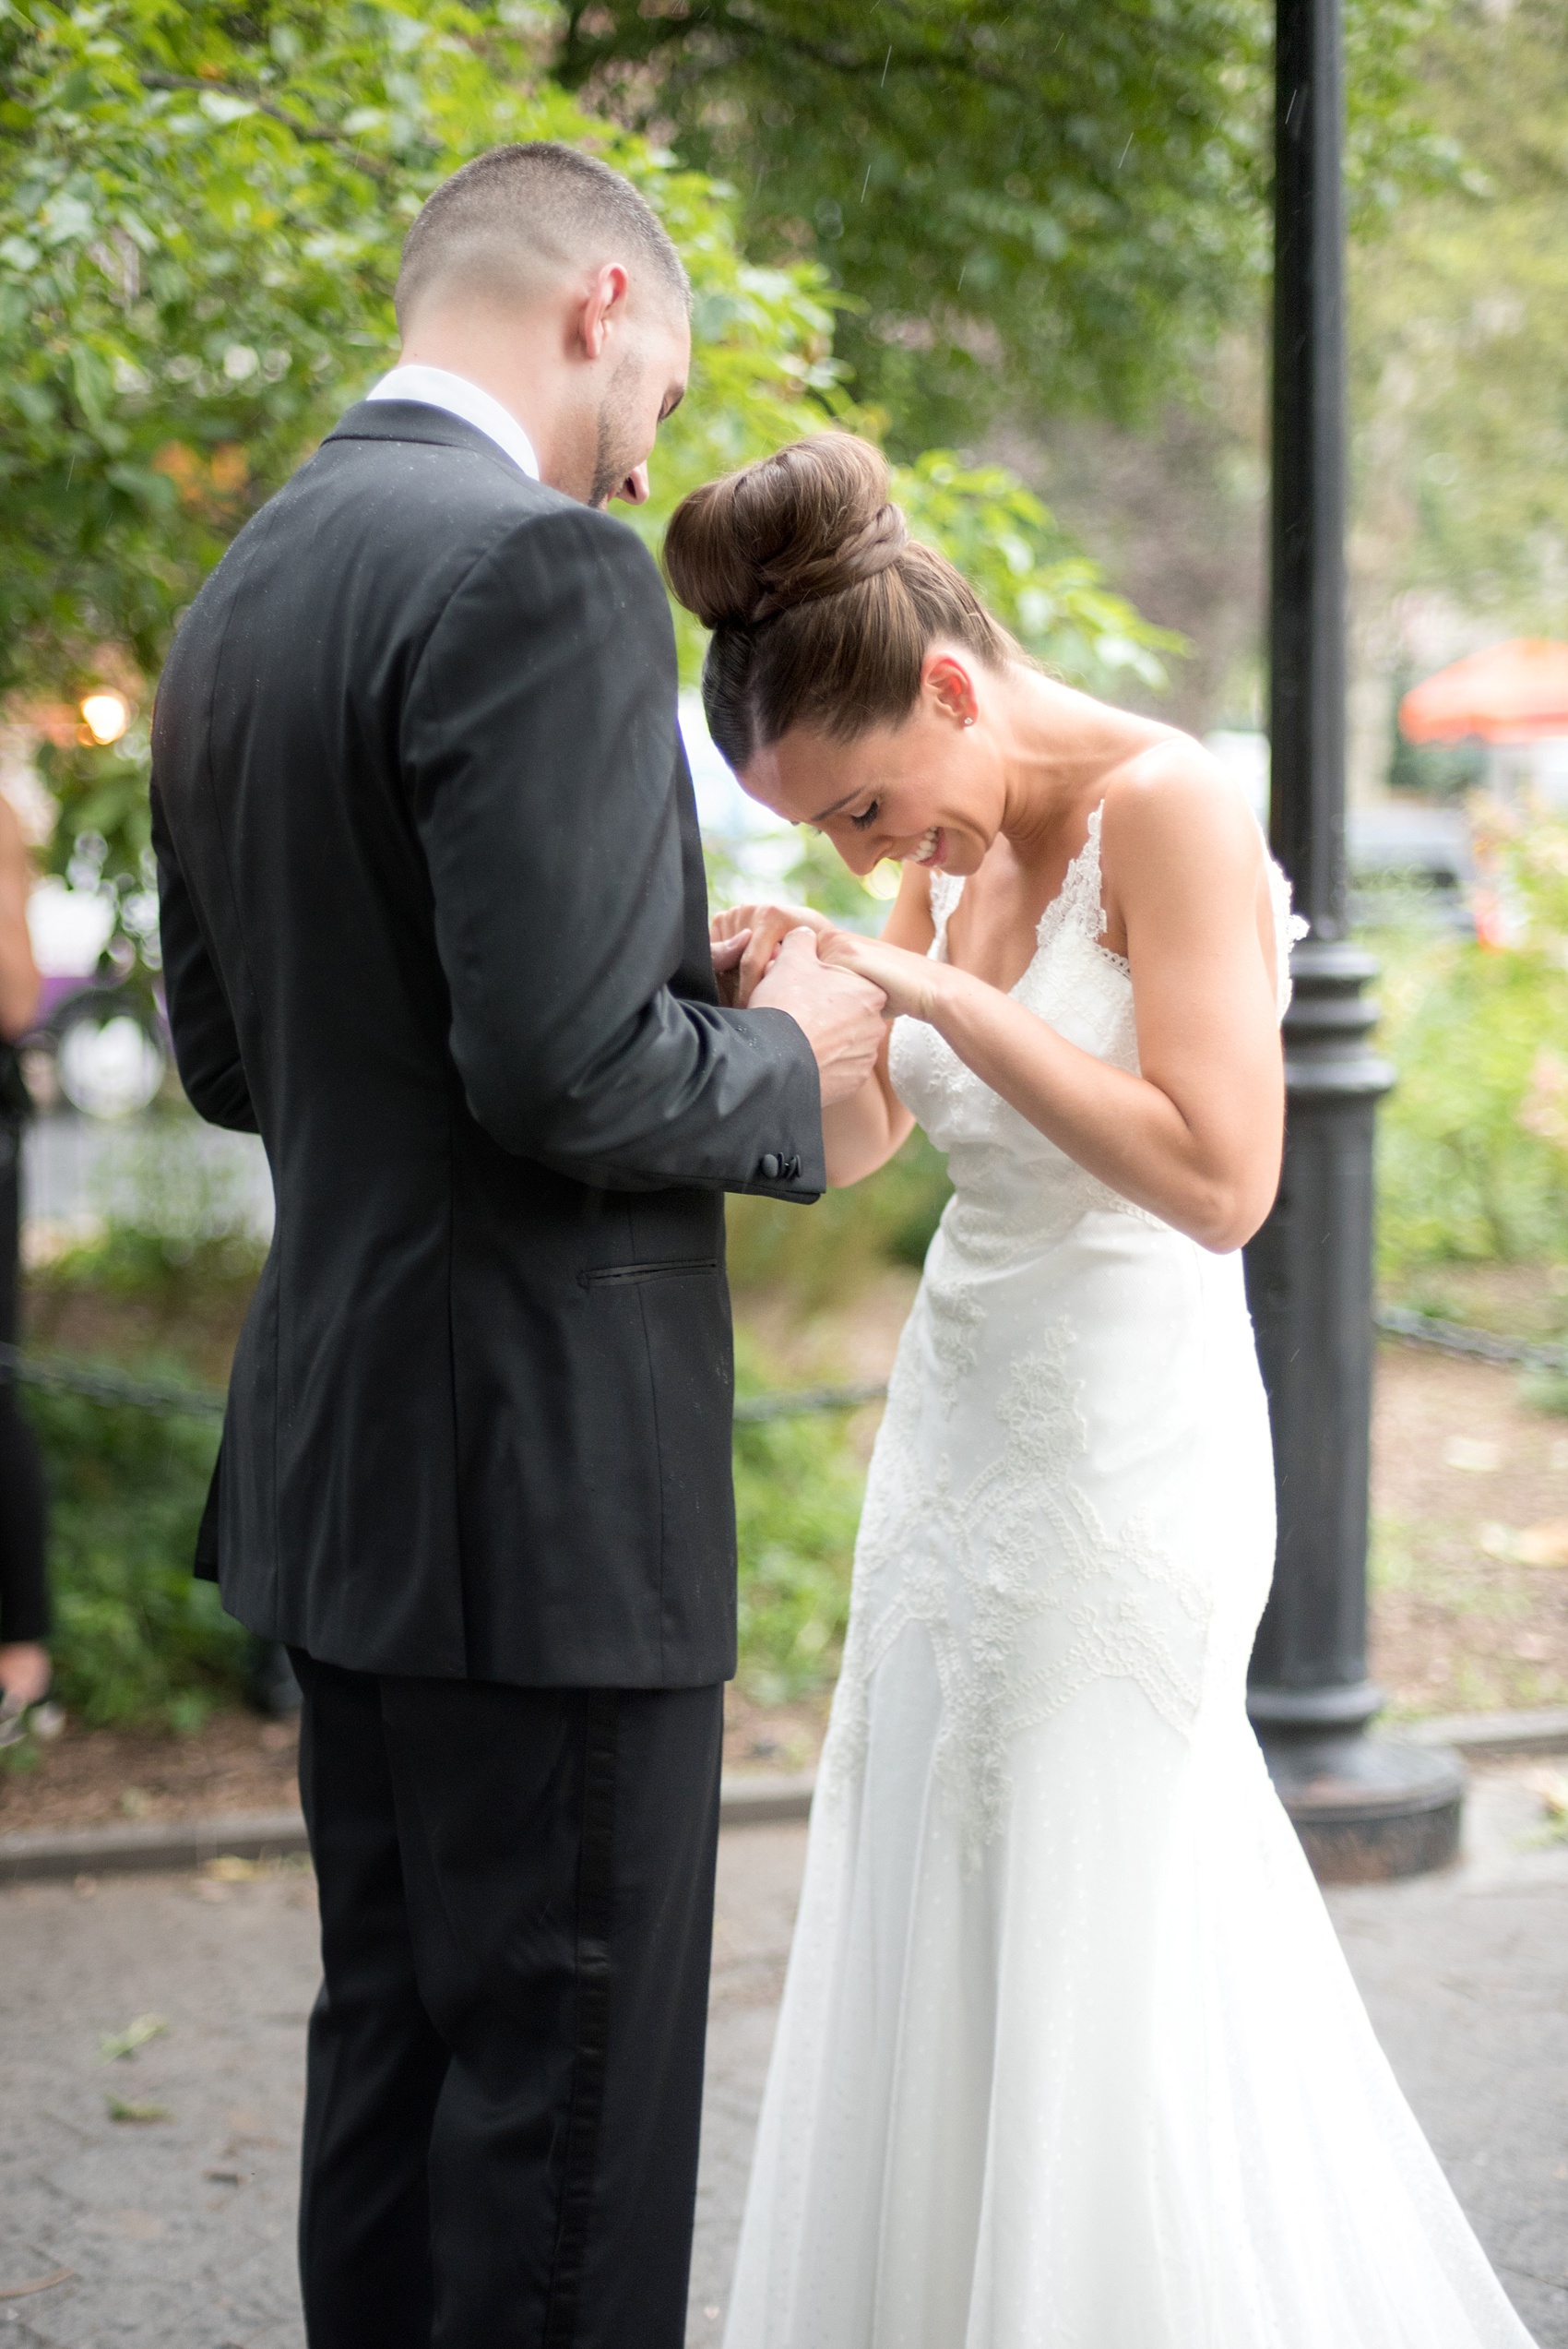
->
[1399, 639, 1568, 745]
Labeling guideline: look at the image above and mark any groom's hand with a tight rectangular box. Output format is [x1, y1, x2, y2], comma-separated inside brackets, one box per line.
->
[711, 900, 835, 1008]
[751, 927, 886, 1107]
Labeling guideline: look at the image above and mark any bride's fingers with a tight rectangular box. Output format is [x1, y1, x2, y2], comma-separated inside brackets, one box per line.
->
[710, 929, 752, 972]
[739, 916, 791, 1005]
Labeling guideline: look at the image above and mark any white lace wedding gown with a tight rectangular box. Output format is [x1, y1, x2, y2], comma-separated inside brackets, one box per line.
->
[722, 809, 1535, 2349]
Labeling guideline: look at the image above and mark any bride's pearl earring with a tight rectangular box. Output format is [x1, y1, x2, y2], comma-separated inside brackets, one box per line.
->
[962, 716, 975, 728]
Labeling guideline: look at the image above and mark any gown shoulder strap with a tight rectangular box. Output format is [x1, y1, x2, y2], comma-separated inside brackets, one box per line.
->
[928, 869, 966, 960]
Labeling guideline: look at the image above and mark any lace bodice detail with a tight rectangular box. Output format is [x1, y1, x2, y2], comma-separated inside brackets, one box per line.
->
[887, 806, 1298, 1268]
[814, 806, 1305, 1862]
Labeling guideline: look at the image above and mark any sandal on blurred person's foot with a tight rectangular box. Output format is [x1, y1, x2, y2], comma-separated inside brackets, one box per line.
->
[0, 1644, 64, 1748]
[0, 1687, 64, 1747]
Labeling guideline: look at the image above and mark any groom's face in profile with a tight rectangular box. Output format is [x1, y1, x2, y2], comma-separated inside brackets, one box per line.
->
[393, 254, 689, 514]
[529, 256, 688, 511]
[582, 308, 691, 509]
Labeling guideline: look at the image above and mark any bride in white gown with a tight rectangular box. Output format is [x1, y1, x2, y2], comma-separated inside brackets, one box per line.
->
[665, 435, 1536, 2349]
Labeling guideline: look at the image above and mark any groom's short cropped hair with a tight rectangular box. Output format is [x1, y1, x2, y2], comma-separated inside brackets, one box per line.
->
[396, 142, 691, 331]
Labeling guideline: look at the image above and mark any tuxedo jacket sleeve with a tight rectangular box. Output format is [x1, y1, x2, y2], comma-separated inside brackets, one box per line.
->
[407, 502, 822, 1195]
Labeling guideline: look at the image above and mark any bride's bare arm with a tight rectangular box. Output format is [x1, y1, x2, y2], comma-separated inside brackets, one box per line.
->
[819, 865, 932, 1185]
[711, 867, 932, 1186]
[818, 762, 1285, 1249]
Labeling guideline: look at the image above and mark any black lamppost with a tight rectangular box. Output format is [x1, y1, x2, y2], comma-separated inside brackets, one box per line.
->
[1241, 0, 1464, 1880]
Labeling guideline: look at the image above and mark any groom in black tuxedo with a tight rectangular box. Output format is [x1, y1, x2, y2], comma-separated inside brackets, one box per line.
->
[152, 143, 884, 2348]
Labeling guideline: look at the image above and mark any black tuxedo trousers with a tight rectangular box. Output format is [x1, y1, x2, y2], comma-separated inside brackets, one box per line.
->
[292, 1648, 722, 2349]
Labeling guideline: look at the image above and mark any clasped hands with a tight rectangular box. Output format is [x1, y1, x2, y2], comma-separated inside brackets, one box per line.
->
[710, 900, 944, 1108]
[711, 900, 943, 1021]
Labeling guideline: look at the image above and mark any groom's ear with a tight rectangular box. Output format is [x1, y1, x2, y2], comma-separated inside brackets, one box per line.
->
[576, 261, 633, 363]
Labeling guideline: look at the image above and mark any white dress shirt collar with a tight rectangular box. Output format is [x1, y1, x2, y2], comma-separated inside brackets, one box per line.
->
[365, 364, 540, 482]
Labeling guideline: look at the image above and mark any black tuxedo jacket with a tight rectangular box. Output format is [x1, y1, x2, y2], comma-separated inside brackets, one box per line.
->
[151, 399, 824, 1688]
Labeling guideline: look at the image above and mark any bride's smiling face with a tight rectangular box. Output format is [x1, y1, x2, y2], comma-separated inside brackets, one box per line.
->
[739, 650, 1006, 880]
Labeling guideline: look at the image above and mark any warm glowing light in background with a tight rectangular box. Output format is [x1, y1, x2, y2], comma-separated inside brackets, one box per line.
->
[80, 692, 130, 745]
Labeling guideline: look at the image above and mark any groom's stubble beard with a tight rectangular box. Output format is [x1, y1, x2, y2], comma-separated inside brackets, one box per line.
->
[588, 348, 650, 508]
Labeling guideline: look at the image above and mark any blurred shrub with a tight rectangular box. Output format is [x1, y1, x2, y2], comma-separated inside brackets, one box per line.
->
[37, 1222, 267, 1315]
[727, 1127, 951, 1308]
[22, 1382, 244, 1731]
[733, 1342, 867, 1704]
[27, 1339, 874, 1726]
[1372, 805, 1568, 1278]
[1374, 933, 1568, 1269]
[1520, 1368, 1568, 1417]
[22, 1265, 884, 1726]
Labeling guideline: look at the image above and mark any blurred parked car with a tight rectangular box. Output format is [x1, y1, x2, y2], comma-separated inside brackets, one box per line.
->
[1204, 731, 1475, 931]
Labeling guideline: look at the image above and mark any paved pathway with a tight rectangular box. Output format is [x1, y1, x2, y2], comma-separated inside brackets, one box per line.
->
[0, 1768, 1562, 2346]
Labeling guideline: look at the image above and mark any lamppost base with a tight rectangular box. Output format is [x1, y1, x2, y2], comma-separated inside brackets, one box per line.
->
[1254, 1725, 1465, 1884]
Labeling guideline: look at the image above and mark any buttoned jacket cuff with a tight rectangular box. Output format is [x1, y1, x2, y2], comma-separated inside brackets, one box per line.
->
[725, 1008, 826, 1202]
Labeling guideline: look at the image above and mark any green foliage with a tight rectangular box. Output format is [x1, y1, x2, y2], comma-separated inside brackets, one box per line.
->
[1350, 0, 1568, 630]
[677, 443, 1175, 718]
[0, 0, 846, 883]
[561, 0, 1447, 455]
[1, 0, 1171, 934]
[30, 1323, 873, 1723]
[732, 1341, 865, 1703]
[779, 831, 896, 931]
[20, 1196, 895, 1723]
[22, 1380, 242, 1729]
[1376, 938, 1568, 1269]
[18, 1127, 264, 1727]
[1492, 799, 1568, 948]
[42, 1218, 266, 1309]
[892, 450, 1185, 692]
[1520, 1369, 1568, 1418]
[1372, 807, 1568, 1276]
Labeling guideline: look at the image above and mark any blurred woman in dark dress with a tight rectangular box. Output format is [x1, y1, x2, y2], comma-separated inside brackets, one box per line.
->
[0, 790, 52, 1746]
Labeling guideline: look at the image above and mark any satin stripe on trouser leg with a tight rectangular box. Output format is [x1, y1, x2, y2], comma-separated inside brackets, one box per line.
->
[292, 1650, 723, 2349]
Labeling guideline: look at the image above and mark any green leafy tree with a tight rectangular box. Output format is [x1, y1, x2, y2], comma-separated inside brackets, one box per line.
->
[2, 0, 1169, 934]
[1350, 0, 1568, 638]
[559, 0, 1450, 455]
[0, 0, 844, 890]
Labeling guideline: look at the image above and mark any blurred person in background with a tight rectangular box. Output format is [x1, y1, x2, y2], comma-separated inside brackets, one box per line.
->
[0, 789, 53, 1747]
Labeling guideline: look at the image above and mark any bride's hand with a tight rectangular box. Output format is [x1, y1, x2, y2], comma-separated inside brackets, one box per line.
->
[819, 929, 942, 1022]
[711, 900, 836, 1007]
[710, 927, 753, 1008]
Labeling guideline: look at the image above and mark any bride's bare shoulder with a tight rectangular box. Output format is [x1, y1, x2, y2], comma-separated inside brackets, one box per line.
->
[1099, 735, 1264, 898]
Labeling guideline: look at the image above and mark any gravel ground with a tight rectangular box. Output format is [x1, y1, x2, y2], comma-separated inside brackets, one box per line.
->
[0, 1773, 1563, 2348]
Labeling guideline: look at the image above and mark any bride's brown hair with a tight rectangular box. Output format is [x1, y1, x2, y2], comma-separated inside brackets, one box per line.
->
[663, 434, 1016, 772]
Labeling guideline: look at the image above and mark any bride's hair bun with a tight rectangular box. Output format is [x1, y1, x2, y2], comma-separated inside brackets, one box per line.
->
[664, 435, 907, 631]
[664, 433, 1013, 773]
